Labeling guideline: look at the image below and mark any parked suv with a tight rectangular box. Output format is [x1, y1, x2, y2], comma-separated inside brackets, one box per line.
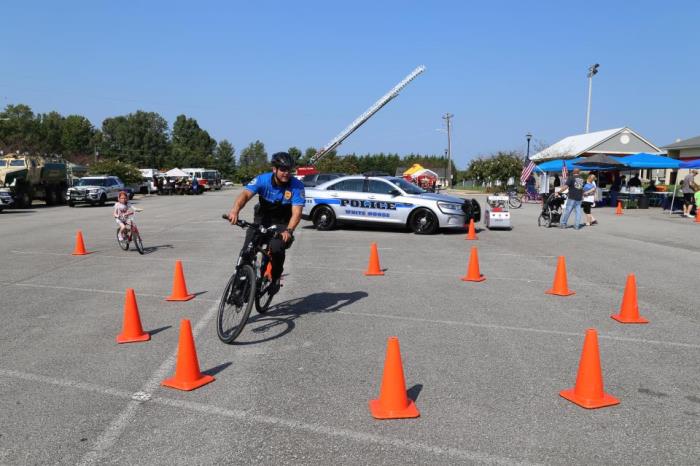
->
[67, 176, 127, 207]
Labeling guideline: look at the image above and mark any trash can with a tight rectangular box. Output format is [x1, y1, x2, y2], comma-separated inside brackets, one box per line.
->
[637, 196, 649, 209]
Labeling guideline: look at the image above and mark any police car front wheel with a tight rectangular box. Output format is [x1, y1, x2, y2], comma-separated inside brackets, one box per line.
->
[313, 206, 336, 231]
[409, 208, 438, 234]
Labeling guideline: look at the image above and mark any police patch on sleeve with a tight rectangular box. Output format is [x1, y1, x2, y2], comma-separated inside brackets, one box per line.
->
[248, 177, 257, 186]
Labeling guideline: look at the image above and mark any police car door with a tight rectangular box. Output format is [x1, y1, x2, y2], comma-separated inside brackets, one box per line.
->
[324, 178, 367, 222]
[365, 179, 403, 224]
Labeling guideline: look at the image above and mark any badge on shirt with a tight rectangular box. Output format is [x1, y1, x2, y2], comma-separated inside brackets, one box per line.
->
[284, 190, 292, 200]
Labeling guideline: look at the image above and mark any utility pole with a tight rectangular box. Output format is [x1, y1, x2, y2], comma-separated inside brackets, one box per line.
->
[585, 64, 599, 133]
[442, 113, 453, 187]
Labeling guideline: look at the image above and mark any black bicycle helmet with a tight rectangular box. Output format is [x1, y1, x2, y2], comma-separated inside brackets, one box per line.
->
[271, 152, 295, 170]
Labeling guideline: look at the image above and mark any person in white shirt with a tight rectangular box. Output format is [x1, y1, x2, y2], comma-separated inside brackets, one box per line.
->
[113, 191, 134, 241]
[582, 174, 598, 226]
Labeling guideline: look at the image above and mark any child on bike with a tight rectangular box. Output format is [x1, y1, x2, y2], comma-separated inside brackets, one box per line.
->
[113, 191, 134, 241]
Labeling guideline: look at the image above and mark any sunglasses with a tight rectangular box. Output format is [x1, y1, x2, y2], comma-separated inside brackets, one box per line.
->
[275, 166, 291, 173]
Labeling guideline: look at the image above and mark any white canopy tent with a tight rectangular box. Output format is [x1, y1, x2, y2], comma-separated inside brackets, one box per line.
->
[165, 168, 189, 177]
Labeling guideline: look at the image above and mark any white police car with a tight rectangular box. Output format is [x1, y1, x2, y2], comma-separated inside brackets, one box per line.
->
[302, 174, 480, 234]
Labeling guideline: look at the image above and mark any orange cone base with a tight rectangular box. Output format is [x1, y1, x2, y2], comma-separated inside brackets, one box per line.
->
[559, 388, 620, 409]
[116, 332, 150, 344]
[461, 275, 485, 282]
[368, 398, 420, 419]
[364, 270, 385, 276]
[162, 373, 214, 391]
[72, 251, 92, 256]
[611, 313, 649, 324]
[545, 289, 575, 296]
[166, 293, 195, 302]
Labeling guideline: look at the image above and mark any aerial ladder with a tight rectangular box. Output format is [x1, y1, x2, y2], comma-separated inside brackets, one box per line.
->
[297, 65, 426, 174]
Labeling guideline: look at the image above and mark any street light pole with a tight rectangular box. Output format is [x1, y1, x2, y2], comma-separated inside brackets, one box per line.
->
[526, 132, 532, 160]
[585, 63, 599, 133]
[442, 113, 453, 187]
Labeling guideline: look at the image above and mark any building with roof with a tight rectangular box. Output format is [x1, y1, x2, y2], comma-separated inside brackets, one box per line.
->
[662, 135, 700, 184]
[530, 127, 662, 162]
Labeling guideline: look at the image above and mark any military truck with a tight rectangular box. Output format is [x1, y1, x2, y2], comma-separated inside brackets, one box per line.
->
[0, 154, 69, 208]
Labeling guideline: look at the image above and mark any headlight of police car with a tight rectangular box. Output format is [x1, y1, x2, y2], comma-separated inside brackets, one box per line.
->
[437, 201, 464, 214]
[88, 188, 102, 194]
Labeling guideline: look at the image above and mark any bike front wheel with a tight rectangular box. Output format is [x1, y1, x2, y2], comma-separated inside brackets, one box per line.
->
[217, 264, 256, 344]
[133, 230, 144, 255]
[509, 195, 522, 209]
[117, 228, 129, 250]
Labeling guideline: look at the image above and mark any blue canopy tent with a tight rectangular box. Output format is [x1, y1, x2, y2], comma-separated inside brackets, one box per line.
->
[611, 153, 680, 169]
[680, 159, 700, 169]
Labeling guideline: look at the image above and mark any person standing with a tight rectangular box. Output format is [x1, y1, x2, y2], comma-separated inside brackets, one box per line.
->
[582, 174, 598, 226]
[681, 169, 699, 218]
[558, 168, 585, 230]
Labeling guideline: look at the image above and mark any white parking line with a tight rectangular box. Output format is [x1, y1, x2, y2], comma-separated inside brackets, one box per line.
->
[0, 368, 532, 465]
[77, 301, 219, 465]
[336, 311, 700, 350]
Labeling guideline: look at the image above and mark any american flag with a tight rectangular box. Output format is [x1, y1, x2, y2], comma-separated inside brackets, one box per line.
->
[561, 160, 569, 180]
[520, 160, 536, 183]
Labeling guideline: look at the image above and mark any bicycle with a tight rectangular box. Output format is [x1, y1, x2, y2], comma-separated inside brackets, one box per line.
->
[520, 191, 542, 204]
[116, 210, 144, 254]
[506, 189, 522, 209]
[217, 215, 285, 344]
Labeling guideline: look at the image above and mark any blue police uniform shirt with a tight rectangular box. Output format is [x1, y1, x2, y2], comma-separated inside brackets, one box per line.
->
[245, 172, 305, 224]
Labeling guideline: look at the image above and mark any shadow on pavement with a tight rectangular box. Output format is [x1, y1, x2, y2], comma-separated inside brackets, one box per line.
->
[202, 361, 232, 377]
[232, 290, 369, 345]
[142, 244, 174, 255]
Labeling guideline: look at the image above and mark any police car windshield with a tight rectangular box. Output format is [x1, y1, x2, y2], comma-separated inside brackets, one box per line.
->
[389, 177, 425, 195]
[76, 178, 107, 186]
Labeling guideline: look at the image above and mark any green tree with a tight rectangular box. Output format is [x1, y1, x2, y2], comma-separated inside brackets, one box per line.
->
[171, 114, 217, 168]
[0, 104, 38, 152]
[213, 139, 236, 177]
[88, 159, 143, 185]
[288, 146, 302, 164]
[100, 111, 170, 168]
[36, 111, 64, 155]
[238, 140, 268, 180]
[62, 115, 96, 159]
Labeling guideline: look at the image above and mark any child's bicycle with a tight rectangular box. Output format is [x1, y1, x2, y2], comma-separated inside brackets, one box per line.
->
[116, 210, 144, 254]
[217, 215, 284, 344]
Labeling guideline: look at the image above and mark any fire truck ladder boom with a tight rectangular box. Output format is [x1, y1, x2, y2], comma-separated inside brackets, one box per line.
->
[309, 65, 426, 166]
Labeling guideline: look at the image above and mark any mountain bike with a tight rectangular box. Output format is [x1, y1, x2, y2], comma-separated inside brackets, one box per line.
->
[217, 215, 285, 344]
[116, 211, 144, 254]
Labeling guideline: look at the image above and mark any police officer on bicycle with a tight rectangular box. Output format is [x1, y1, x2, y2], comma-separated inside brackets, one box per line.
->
[227, 152, 305, 293]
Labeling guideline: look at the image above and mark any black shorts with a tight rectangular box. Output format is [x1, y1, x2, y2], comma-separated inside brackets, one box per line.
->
[582, 201, 593, 214]
[683, 193, 695, 205]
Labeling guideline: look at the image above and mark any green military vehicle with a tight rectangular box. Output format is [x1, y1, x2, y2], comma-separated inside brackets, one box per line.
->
[0, 154, 69, 208]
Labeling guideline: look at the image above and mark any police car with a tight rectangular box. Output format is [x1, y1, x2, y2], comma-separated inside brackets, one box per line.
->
[302, 174, 480, 234]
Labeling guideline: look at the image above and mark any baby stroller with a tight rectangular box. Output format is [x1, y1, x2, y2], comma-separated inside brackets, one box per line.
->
[538, 193, 566, 228]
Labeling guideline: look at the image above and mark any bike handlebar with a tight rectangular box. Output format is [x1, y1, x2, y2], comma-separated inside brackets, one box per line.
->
[221, 214, 284, 239]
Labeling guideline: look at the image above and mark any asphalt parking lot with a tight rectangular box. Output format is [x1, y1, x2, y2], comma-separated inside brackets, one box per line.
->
[1, 189, 698, 465]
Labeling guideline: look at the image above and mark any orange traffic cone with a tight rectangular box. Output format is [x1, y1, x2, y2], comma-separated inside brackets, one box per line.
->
[611, 274, 649, 324]
[695, 209, 700, 223]
[546, 256, 575, 296]
[465, 218, 478, 240]
[369, 337, 420, 419]
[72, 230, 90, 255]
[364, 242, 384, 276]
[560, 328, 619, 409]
[615, 201, 623, 216]
[166, 260, 195, 301]
[461, 247, 486, 282]
[116, 288, 150, 343]
[162, 319, 214, 391]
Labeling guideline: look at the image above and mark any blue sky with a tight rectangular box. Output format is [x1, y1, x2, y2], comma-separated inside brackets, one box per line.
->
[2, 0, 698, 167]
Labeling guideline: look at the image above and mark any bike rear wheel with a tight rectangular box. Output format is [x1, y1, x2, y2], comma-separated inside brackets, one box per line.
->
[133, 230, 144, 254]
[509, 195, 522, 209]
[117, 228, 129, 250]
[217, 264, 255, 344]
